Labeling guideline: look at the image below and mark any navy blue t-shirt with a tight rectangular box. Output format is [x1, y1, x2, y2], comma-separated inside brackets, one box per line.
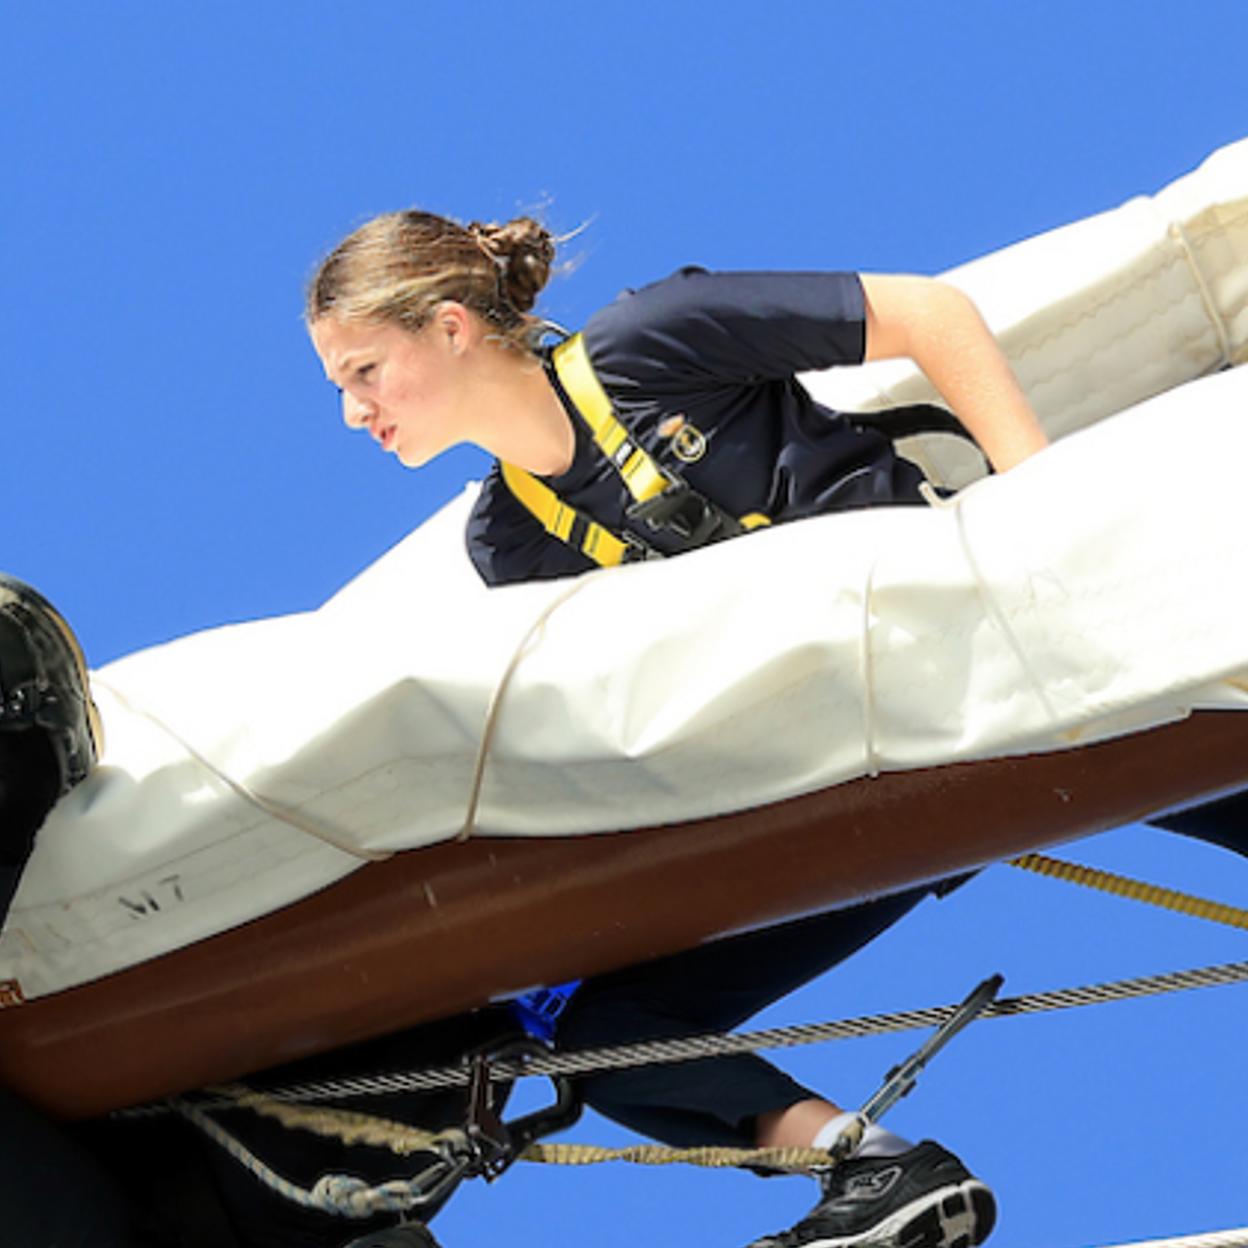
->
[466, 268, 926, 586]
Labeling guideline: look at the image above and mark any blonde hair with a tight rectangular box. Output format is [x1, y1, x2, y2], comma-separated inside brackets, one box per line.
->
[306, 211, 556, 352]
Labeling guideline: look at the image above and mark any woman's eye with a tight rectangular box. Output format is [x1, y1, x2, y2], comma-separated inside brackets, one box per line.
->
[355, 363, 376, 382]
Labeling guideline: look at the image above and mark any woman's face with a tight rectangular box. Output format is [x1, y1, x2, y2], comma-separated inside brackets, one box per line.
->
[311, 310, 472, 468]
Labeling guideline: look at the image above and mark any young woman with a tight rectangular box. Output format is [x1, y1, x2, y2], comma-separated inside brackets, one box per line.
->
[304, 211, 1057, 1248]
[307, 215, 1048, 586]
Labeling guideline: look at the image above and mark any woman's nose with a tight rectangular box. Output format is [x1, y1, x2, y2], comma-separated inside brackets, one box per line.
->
[342, 391, 375, 430]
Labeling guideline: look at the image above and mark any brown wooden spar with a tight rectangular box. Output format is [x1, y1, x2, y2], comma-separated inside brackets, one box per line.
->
[1, 710, 1247, 1120]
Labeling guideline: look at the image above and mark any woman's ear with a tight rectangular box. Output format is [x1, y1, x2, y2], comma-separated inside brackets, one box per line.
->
[431, 301, 477, 355]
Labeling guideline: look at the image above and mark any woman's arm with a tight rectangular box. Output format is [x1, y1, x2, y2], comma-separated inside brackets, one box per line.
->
[860, 273, 1049, 473]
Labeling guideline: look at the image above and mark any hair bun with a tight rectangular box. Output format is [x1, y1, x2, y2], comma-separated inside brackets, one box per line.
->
[310, 209, 556, 352]
[479, 217, 555, 313]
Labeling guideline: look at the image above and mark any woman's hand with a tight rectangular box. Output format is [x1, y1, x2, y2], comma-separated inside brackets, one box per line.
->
[860, 273, 1049, 473]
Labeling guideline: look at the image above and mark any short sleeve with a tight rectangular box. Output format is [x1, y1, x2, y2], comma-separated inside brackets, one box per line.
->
[583, 268, 866, 396]
[465, 465, 597, 586]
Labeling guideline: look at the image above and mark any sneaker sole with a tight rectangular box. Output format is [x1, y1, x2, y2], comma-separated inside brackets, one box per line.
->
[796, 1180, 996, 1248]
[0, 574, 104, 759]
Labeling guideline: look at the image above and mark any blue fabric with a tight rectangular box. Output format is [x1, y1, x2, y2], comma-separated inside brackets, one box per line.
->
[466, 268, 926, 585]
[510, 980, 583, 1042]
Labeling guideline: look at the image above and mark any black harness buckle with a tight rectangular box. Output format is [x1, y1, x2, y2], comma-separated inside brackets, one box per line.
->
[626, 480, 745, 548]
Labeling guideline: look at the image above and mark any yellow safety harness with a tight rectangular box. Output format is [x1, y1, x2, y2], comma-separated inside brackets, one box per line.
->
[500, 334, 770, 568]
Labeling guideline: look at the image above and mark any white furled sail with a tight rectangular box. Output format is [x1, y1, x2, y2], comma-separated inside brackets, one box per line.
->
[5, 140, 1247, 1004]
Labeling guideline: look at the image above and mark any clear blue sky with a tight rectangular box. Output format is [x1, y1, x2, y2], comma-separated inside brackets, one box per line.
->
[4, 5, 1246, 1245]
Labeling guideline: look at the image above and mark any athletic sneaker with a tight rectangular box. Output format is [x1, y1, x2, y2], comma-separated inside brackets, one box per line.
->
[745, 1141, 996, 1248]
[0, 573, 102, 796]
[340, 1224, 443, 1247]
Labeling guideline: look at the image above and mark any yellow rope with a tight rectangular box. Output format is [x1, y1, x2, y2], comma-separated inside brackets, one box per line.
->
[1007, 853, 1248, 931]
[211, 1085, 446, 1156]
[213, 1085, 830, 1172]
[520, 1141, 830, 1169]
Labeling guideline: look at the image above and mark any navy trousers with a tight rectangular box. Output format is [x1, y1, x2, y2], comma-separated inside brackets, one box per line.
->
[558, 887, 932, 1147]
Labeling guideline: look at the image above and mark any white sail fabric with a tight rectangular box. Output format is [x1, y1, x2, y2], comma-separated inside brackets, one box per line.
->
[806, 136, 1248, 485]
[4, 140, 1248, 1003]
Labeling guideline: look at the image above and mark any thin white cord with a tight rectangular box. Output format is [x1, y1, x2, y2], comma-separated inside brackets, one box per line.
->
[1100, 1230, 1248, 1248]
[91, 677, 391, 863]
[1166, 219, 1233, 368]
[858, 554, 881, 779]
[921, 482, 1062, 730]
[457, 577, 591, 841]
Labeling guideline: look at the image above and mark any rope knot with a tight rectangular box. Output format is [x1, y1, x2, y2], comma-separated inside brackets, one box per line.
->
[310, 1174, 375, 1215]
[310, 1173, 418, 1216]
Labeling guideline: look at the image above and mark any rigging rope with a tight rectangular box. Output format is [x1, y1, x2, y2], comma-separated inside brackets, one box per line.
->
[157, 958, 1248, 1112]
[1102, 1229, 1248, 1248]
[1007, 852, 1248, 930]
[174, 1098, 434, 1219]
[189, 1087, 835, 1174]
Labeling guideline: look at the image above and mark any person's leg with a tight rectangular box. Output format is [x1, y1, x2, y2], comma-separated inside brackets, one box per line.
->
[0, 732, 140, 1248]
[0, 723, 61, 917]
[557, 887, 930, 1148]
[1148, 789, 1248, 860]
[0, 1089, 143, 1248]
[0, 578, 140, 1247]
[559, 887, 995, 1248]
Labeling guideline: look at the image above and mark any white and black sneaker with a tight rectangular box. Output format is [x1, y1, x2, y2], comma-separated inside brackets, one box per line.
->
[0, 574, 102, 796]
[746, 1141, 996, 1248]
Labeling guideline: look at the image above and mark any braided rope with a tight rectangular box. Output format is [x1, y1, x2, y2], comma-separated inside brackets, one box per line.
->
[1008, 853, 1248, 930]
[191, 1086, 841, 1174]
[1102, 1229, 1248, 1248]
[174, 1098, 441, 1218]
[212, 1083, 445, 1155]
[519, 1140, 830, 1169]
[171, 958, 1248, 1111]
[193, 1088, 837, 1187]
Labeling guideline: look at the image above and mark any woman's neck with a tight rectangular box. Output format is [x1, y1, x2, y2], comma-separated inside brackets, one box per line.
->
[467, 346, 576, 476]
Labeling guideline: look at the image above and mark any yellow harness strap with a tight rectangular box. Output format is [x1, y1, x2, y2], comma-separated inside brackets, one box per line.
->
[550, 335, 669, 504]
[499, 462, 636, 568]
[500, 333, 769, 568]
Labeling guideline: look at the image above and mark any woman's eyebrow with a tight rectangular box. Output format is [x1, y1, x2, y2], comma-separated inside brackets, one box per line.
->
[325, 350, 364, 385]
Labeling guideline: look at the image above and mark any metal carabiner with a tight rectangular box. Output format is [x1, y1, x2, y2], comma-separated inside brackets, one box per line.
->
[828, 973, 1004, 1162]
[461, 1039, 583, 1183]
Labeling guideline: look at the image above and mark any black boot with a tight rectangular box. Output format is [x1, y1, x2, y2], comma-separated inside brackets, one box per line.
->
[0, 573, 102, 797]
[1, 574, 101, 922]
[339, 1224, 444, 1247]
